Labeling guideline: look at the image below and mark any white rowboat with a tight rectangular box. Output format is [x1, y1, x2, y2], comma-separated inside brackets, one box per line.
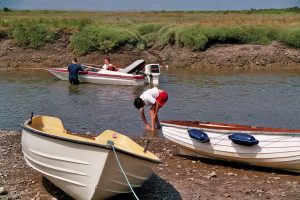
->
[22, 115, 161, 200]
[161, 120, 300, 173]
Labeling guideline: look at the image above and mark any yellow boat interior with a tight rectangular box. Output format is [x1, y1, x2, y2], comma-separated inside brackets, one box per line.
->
[24, 115, 161, 162]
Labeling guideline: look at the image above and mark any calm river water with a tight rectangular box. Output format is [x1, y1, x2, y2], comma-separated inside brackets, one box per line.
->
[0, 68, 299, 137]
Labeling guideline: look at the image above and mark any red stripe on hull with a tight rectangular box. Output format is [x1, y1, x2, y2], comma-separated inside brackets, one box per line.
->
[47, 68, 145, 80]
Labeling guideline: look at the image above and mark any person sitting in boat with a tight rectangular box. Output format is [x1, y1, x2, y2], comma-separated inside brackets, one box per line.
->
[134, 87, 168, 131]
[68, 57, 87, 85]
[102, 57, 117, 71]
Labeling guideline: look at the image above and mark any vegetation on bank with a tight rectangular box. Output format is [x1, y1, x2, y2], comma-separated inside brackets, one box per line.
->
[0, 8, 300, 54]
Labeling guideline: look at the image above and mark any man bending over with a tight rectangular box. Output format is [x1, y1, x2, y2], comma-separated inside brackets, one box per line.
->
[134, 87, 168, 131]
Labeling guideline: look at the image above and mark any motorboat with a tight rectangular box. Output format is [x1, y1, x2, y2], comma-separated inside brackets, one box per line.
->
[161, 120, 300, 173]
[21, 115, 161, 200]
[46, 60, 161, 86]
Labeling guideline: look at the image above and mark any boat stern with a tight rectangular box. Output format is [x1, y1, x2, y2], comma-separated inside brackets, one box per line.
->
[144, 64, 161, 86]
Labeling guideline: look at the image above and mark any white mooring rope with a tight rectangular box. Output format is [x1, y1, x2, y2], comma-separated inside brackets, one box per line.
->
[108, 141, 139, 200]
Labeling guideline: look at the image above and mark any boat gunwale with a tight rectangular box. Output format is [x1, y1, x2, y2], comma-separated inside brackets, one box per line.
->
[46, 68, 145, 80]
[21, 122, 162, 164]
[161, 121, 300, 135]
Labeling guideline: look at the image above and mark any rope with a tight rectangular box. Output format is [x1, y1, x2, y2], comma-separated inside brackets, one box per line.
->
[108, 141, 139, 200]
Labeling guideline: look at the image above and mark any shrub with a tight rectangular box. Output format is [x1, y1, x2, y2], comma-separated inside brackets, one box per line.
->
[10, 25, 29, 46]
[230, 26, 271, 44]
[136, 42, 146, 50]
[69, 25, 142, 55]
[201, 27, 236, 45]
[175, 25, 208, 50]
[143, 32, 159, 46]
[136, 23, 164, 35]
[28, 27, 47, 48]
[277, 27, 300, 48]
[0, 29, 8, 39]
[202, 26, 274, 46]
[69, 32, 96, 55]
[136, 23, 166, 47]
[265, 27, 279, 41]
[3, 7, 11, 12]
[154, 25, 176, 48]
[10, 24, 58, 48]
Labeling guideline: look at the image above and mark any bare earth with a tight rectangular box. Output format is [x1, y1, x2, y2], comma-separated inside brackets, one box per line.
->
[0, 130, 299, 200]
[0, 35, 300, 69]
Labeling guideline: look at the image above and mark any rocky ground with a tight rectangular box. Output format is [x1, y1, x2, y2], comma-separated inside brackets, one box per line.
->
[0, 35, 300, 69]
[0, 130, 299, 200]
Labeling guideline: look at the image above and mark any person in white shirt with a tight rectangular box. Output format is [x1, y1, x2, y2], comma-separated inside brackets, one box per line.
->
[134, 87, 168, 131]
[102, 57, 116, 71]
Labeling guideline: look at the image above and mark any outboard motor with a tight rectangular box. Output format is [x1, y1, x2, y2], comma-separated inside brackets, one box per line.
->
[144, 64, 160, 85]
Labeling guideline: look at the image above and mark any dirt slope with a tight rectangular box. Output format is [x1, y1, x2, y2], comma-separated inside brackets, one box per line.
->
[0, 36, 300, 69]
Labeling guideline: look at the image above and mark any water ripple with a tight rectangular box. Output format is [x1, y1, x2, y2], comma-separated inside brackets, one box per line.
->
[0, 68, 299, 137]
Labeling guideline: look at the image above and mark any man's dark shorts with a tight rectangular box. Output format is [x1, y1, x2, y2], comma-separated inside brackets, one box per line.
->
[69, 77, 80, 85]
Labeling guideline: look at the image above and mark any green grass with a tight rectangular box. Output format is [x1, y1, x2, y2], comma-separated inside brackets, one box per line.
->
[9, 24, 57, 48]
[0, 9, 300, 52]
[154, 25, 176, 48]
[277, 27, 300, 48]
[69, 25, 142, 55]
[175, 25, 208, 50]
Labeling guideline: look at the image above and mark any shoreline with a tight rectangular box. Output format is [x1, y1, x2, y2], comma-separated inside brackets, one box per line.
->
[0, 38, 300, 70]
[0, 130, 299, 200]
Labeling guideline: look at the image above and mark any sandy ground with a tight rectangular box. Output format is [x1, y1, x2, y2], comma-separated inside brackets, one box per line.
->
[0, 130, 299, 200]
[0, 35, 300, 69]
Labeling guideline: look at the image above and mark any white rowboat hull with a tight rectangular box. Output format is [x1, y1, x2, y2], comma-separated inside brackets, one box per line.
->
[22, 128, 157, 200]
[161, 121, 300, 173]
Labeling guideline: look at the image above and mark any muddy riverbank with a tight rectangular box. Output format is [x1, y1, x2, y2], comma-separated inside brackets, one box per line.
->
[0, 36, 300, 69]
[0, 130, 299, 200]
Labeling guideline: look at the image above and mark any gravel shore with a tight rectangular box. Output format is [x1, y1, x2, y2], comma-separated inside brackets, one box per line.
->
[0, 130, 299, 200]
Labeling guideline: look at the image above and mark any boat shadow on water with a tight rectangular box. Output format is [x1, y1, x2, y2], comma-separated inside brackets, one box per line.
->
[42, 173, 182, 200]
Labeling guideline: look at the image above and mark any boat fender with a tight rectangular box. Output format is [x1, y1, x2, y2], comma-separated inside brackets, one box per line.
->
[228, 133, 259, 146]
[188, 129, 210, 143]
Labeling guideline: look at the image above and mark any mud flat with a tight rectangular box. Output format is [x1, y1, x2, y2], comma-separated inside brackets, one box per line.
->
[0, 130, 299, 200]
[1, 36, 300, 69]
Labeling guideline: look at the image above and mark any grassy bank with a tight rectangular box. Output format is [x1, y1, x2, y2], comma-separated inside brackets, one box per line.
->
[0, 8, 300, 54]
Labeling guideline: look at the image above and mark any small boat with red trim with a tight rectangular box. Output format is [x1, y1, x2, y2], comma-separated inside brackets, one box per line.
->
[46, 60, 161, 86]
[161, 120, 300, 173]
